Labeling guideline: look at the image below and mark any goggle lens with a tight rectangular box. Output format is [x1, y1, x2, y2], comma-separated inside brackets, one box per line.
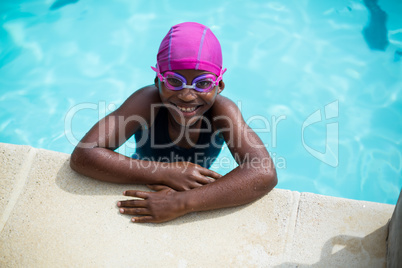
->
[165, 74, 185, 90]
[162, 72, 217, 92]
[193, 75, 215, 92]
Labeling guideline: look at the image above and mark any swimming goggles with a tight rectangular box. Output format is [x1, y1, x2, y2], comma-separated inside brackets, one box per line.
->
[151, 66, 227, 93]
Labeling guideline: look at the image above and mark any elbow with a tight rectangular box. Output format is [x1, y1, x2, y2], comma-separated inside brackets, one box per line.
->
[69, 149, 80, 173]
[242, 156, 278, 194]
[69, 147, 87, 174]
[252, 153, 278, 192]
[269, 168, 278, 188]
[262, 167, 277, 193]
[267, 156, 278, 188]
[257, 161, 277, 194]
[69, 153, 78, 173]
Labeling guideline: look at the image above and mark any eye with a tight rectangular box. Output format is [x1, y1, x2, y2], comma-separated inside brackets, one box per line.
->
[166, 77, 183, 87]
[196, 80, 213, 89]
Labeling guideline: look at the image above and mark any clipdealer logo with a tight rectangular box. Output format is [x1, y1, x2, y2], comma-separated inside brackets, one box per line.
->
[301, 100, 339, 167]
[64, 100, 339, 168]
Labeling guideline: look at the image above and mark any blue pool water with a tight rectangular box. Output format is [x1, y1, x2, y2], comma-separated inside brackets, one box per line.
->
[1, 0, 401, 204]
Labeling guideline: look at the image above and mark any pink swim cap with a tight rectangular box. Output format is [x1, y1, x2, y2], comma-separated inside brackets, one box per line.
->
[156, 22, 223, 77]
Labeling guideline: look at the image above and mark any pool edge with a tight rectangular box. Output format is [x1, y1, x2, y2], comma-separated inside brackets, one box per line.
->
[0, 142, 397, 267]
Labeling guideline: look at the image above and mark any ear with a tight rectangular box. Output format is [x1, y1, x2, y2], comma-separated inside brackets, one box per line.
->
[217, 80, 225, 94]
[154, 77, 159, 89]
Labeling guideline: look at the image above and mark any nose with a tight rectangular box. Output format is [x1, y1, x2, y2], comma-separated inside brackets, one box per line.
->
[178, 87, 197, 102]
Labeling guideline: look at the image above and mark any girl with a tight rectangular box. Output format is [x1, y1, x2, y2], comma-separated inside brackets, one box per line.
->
[70, 22, 277, 223]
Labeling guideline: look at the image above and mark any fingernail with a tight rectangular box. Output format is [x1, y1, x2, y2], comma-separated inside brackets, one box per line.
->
[123, 191, 126, 195]
[117, 202, 121, 206]
[120, 208, 124, 213]
[131, 218, 136, 222]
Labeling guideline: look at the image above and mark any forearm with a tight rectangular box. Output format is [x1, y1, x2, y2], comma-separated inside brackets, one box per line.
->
[117, 157, 277, 223]
[180, 162, 277, 213]
[70, 147, 162, 185]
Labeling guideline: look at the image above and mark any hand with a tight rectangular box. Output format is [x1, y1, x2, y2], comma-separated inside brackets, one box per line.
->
[161, 162, 222, 191]
[117, 189, 187, 223]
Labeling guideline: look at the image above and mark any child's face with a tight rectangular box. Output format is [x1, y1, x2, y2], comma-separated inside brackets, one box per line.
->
[156, 69, 224, 127]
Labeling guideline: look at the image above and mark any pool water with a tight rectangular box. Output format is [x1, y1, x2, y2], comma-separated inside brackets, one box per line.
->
[1, 0, 401, 204]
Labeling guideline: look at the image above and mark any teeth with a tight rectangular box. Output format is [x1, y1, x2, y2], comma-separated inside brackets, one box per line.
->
[177, 105, 197, 112]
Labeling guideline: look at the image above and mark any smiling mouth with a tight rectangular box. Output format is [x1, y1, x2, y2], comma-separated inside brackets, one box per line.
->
[173, 103, 201, 113]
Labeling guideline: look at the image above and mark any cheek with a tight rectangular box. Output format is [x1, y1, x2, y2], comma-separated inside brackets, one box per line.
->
[202, 89, 219, 103]
[159, 87, 174, 101]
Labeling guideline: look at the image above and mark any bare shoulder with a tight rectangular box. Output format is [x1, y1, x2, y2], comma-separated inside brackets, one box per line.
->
[115, 85, 161, 121]
[210, 95, 244, 130]
[211, 95, 242, 119]
[119, 85, 160, 111]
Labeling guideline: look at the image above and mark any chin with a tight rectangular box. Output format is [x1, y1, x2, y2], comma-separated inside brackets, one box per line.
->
[173, 114, 203, 127]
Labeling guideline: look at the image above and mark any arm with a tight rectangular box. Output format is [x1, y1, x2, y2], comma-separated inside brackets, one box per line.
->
[70, 86, 161, 185]
[118, 96, 277, 222]
[70, 86, 221, 189]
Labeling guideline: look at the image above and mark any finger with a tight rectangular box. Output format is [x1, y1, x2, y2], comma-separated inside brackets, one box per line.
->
[117, 199, 147, 208]
[124, 190, 149, 199]
[199, 169, 222, 180]
[131, 216, 154, 223]
[195, 175, 215, 185]
[119, 207, 150, 215]
[180, 185, 191, 191]
[188, 182, 204, 189]
[146, 184, 171, 191]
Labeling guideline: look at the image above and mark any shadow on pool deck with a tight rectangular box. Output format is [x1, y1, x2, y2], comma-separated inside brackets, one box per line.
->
[276, 223, 389, 267]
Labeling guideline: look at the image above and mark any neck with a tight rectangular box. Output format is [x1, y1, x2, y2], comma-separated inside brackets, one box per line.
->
[167, 113, 203, 133]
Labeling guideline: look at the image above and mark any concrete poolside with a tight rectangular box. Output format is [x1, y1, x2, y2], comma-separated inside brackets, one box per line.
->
[0, 142, 398, 267]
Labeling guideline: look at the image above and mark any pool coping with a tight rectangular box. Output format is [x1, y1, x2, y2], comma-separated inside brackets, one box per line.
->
[0, 142, 397, 267]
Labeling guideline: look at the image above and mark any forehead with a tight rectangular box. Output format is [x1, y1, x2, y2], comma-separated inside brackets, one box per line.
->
[168, 69, 215, 79]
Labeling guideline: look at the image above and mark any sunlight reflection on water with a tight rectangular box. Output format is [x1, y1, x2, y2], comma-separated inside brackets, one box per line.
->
[0, 0, 401, 204]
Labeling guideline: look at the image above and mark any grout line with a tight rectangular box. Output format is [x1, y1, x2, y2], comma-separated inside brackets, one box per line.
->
[0, 147, 37, 234]
[283, 191, 302, 263]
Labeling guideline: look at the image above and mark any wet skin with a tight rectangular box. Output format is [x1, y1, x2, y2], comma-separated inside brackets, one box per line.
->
[70, 69, 277, 223]
[155, 69, 225, 149]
